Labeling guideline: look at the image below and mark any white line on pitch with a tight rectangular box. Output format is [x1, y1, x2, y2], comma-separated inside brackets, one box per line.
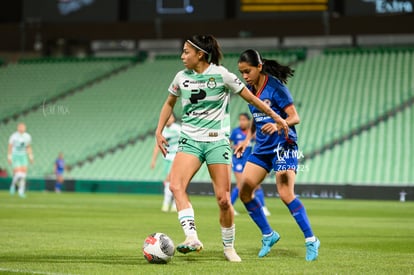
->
[0, 267, 78, 275]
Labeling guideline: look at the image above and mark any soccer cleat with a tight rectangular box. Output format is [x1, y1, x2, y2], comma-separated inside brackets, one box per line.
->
[258, 231, 280, 258]
[176, 236, 203, 254]
[18, 193, 26, 199]
[161, 204, 169, 212]
[262, 206, 271, 216]
[305, 238, 320, 261]
[224, 247, 242, 262]
[234, 209, 240, 216]
[170, 204, 177, 212]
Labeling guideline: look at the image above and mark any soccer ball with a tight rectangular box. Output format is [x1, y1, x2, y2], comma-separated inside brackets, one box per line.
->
[142, 232, 175, 264]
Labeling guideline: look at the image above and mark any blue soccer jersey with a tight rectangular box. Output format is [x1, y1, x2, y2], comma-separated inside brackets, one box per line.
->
[56, 158, 65, 175]
[248, 75, 297, 155]
[230, 127, 252, 172]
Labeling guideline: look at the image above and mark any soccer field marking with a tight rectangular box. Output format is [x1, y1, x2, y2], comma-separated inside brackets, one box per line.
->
[0, 267, 78, 275]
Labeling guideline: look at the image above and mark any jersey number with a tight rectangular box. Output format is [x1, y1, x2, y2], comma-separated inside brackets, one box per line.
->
[189, 89, 206, 104]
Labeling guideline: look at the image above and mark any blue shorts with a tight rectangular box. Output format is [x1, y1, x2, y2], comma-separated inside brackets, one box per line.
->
[247, 143, 299, 173]
[232, 155, 248, 173]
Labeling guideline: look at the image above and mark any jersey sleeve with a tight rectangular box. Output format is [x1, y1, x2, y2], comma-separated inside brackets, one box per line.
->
[168, 72, 182, 97]
[8, 134, 14, 145]
[273, 85, 294, 109]
[26, 134, 32, 145]
[222, 67, 245, 94]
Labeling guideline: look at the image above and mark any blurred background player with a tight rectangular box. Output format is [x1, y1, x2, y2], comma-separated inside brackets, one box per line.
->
[55, 152, 65, 193]
[230, 112, 270, 216]
[151, 113, 180, 212]
[8, 122, 34, 198]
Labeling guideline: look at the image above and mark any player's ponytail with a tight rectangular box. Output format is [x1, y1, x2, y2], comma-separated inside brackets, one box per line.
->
[238, 49, 294, 84]
[186, 34, 223, 65]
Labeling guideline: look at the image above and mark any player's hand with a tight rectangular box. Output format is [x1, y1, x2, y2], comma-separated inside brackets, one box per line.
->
[261, 120, 289, 138]
[7, 158, 12, 165]
[234, 140, 249, 158]
[274, 116, 289, 138]
[150, 161, 156, 169]
[156, 133, 168, 157]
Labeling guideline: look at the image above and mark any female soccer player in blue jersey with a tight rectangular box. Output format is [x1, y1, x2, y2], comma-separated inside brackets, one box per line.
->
[230, 113, 270, 216]
[55, 152, 65, 193]
[236, 49, 320, 261]
[155, 35, 289, 262]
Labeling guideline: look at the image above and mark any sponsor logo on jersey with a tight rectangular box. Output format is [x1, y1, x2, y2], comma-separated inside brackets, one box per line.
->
[234, 78, 242, 86]
[186, 110, 209, 116]
[253, 112, 271, 122]
[182, 79, 207, 89]
[209, 132, 219, 137]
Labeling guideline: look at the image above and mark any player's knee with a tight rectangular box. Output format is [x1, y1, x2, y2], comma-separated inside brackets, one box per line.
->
[239, 183, 254, 203]
[216, 195, 231, 210]
[168, 182, 180, 195]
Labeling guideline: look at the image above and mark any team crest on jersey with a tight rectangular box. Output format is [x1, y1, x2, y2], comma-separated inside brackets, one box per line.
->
[263, 99, 272, 106]
[206, 77, 216, 89]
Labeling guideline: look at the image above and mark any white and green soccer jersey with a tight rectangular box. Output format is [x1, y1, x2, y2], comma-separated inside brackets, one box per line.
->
[162, 122, 181, 161]
[169, 64, 245, 142]
[9, 132, 31, 156]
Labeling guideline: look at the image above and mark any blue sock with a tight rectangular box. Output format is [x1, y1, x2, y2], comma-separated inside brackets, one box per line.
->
[255, 188, 266, 206]
[244, 197, 273, 235]
[231, 187, 239, 205]
[287, 198, 314, 238]
[55, 183, 62, 191]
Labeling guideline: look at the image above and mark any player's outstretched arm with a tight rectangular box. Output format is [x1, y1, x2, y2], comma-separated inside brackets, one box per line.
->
[238, 87, 289, 138]
[156, 94, 178, 157]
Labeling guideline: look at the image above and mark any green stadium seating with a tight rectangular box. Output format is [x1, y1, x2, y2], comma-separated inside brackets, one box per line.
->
[1, 49, 412, 186]
[0, 58, 132, 121]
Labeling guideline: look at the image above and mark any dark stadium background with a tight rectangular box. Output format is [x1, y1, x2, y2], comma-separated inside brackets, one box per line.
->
[0, 0, 413, 200]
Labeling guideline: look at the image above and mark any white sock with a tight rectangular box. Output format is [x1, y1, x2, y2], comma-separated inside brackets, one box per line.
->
[178, 207, 198, 238]
[163, 182, 173, 207]
[18, 175, 26, 195]
[305, 236, 316, 243]
[221, 224, 235, 249]
[11, 173, 20, 187]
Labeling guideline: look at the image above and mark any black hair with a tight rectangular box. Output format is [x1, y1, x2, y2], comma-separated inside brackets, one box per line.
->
[238, 49, 294, 84]
[239, 112, 251, 120]
[186, 34, 223, 65]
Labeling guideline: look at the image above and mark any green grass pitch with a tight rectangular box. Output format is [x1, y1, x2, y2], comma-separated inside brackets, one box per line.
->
[0, 191, 413, 275]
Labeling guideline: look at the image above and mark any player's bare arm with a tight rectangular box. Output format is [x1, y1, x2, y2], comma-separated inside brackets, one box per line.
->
[156, 94, 177, 157]
[239, 87, 289, 137]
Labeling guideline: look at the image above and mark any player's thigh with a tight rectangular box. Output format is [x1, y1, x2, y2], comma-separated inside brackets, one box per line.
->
[208, 163, 231, 193]
[241, 161, 268, 193]
[170, 152, 202, 191]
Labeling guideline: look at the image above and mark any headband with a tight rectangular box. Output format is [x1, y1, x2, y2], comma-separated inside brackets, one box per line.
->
[186, 39, 209, 54]
[255, 50, 263, 65]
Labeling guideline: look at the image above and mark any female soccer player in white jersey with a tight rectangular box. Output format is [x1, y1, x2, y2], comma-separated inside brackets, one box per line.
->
[8, 123, 34, 198]
[151, 113, 181, 212]
[236, 49, 320, 261]
[155, 35, 288, 262]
